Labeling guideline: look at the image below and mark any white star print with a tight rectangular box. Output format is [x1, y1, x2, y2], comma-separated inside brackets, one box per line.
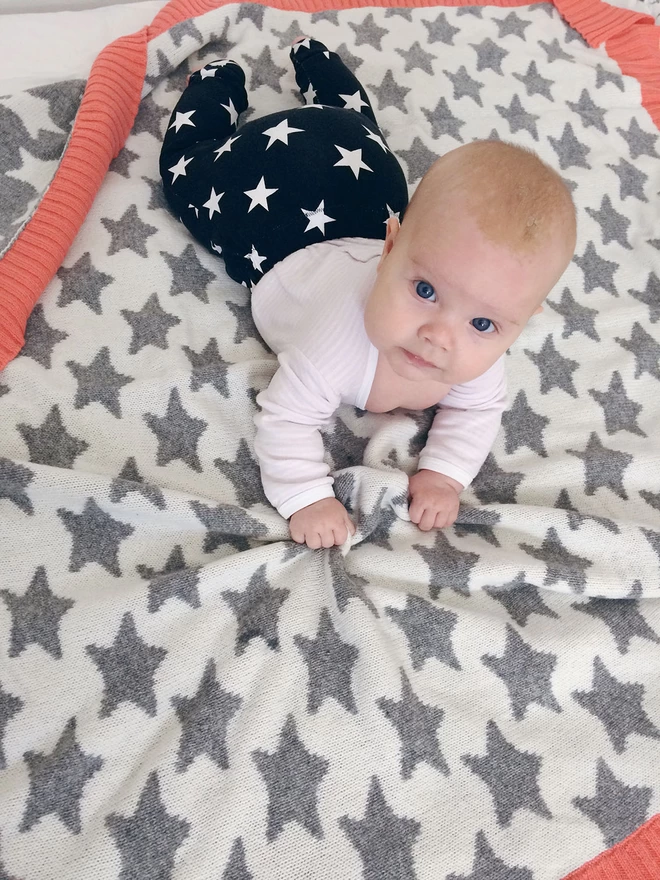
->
[262, 119, 304, 149]
[243, 177, 278, 212]
[301, 200, 336, 234]
[169, 110, 196, 133]
[334, 145, 372, 179]
[339, 91, 368, 113]
[202, 187, 223, 219]
[363, 125, 388, 152]
[200, 67, 217, 79]
[168, 154, 193, 182]
[292, 38, 312, 52]
[220, 97, 239, 127]
[210, 241, 223, 255]
[213, 134, 241, 161]
[323, 51, 330, 59]
[244, 245, 267, 273]
[188, 203, 199, 218]
[384, 204, 401, 225]
[300, 103, 324, 110]
[302, 84, 317, 105]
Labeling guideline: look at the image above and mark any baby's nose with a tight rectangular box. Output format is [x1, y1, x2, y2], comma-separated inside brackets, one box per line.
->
[421, 321, 453, 351]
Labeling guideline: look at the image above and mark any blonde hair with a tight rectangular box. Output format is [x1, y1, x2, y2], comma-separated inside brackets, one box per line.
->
[405, 139, 577, 257]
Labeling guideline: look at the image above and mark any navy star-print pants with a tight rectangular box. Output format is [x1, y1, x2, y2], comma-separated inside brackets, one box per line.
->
[159, 38, 409, 288]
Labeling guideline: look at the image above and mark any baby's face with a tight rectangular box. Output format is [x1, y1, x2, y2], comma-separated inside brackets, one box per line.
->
[364, 211, 569, 388]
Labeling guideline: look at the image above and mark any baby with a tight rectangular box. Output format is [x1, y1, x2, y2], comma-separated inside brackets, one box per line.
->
[159, 37, 577, 550]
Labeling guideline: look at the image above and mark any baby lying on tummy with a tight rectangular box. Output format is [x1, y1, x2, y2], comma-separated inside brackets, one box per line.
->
[158, 38, 577, 549]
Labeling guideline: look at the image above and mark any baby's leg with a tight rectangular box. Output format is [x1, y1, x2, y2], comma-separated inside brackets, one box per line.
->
[290, 38, 379, 127]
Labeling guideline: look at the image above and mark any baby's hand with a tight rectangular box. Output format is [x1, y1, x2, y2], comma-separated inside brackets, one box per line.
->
[289, 498, 356, 549]
[408, 469, 461, 531]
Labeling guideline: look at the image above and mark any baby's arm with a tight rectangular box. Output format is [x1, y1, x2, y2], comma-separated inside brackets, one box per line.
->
[254, 349, 355, 549]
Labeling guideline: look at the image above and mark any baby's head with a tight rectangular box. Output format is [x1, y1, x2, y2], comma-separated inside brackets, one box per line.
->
[364, 139, 577, 387]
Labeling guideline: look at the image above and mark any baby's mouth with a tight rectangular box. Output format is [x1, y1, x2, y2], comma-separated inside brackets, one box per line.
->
[402, 348, 437, 369]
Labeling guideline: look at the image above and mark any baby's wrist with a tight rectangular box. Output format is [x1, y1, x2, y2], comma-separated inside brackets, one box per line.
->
[417, 469, 464, 493]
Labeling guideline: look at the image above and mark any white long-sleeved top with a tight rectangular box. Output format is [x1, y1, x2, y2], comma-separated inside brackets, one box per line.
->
[250, 237, 508, 519]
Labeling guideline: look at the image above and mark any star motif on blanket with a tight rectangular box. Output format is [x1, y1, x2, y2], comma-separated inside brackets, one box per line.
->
[132, 93, 170, 138]
[567, 431, 633, 499]
[396, 135, 440, 183]
[295, 607, 359, 715]
[1, 566, 73, 659]
[172, 659, 241, 771]
[513, 60, 554, 100]
[615, 322, 660, 381]
[422, 11, 460, 45]
[110, 457, 166, 509]
[386, 594, 460, 670]
[539, 37, 573, 64]
[572, 656, 660, 753]
[214, 438, 267, 507]
[86, 612, 167, 717]
[524, 334, 580, 396]
[471, 37, 507, 74]
[414, 530, 480, 599]
[378, 669, 447, 779]
[121, 293, 181, 353]
[616, 117, 658, 161]
[0, 457, 34, 515]
[496, 94, 540, 139]
[334, 145, 372, 178]
[606, 157, 647, 201]
[106, 772, 189, 879]
[629, 272, 660, 323]
[548, 123, 590, 170]
[66, 347, 133, 418]
[214, 133, 241, 160]
[242, 45, 287, 93]
[58, 498, 134, 577]
[462, 720, 552, 827]
[496, 10, 532, 39]
[244, 176, 278, 211]
[142, 175, 170, 211]
[182, 338, 231, 396]
[422, 96, 465, 141]
[57, 252, 113, 314]
[253, 715, 329, 841]
[169, 17, 203, 47]
[471, 453, 525, 505]
[349, 13, 388, 50]
[137, 545, 201, 613]
[301, 200, 335, 234]
[328, 549, 378, 616]
[573, 240, 618, 295]
[262, 118, 304, 148]
[586, 194, 631, 249]
[500, 390, 550, 457]
[189, 500, 263, 554]
[20, 717, 102, 834]
[167, 154, 193, 182]
[571, 598, 660, 655]
[323, 417, 369, 469]
[226, 299, 261, 344]
[547, 287, 600, 341]
[398, 41, 437, 75]
[168, 110, 196, 133]
[18, 405, 89, 468]
[109, 146, 139, 178]
[481, 624, 560, 721]
[222, 564, 290, 654]
[447, 830, 534, 880]
[339, 776, 421, 878]
[483, 573, 560, 627]
[0, 681, 23, 769]
[102, 204, 157, 258]
[161, 243, 216, 302]
[519, 526, 593, 592]
[220, 839, 252, 880]
[19, 304, 68, 368]
[572, 759, 652, 848]
[568, 89, 608, 133]
[144, 388, 207, 473]
[369, 69, 410, 113]
[444, 65, 484, 106]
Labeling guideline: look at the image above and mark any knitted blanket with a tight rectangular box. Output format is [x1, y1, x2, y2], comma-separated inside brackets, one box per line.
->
[1, 1, 659, 878]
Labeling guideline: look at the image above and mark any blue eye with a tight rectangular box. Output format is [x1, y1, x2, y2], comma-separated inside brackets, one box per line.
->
[472, 317, 495, 333]
[416, 280, 435, 301]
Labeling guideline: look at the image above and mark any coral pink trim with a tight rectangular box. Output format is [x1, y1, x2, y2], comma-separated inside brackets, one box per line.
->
[561, 813, 660, 880]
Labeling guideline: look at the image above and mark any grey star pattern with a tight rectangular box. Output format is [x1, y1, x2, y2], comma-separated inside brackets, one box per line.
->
[323, 417, 369, 470]
[495, 10, 532, 40]
[453, 505, 502, 547]
[226, 297, 266, 345]
[496, 94, 540, 140]
[27, 79, 85, 131]
[573, 759, 652, 848]
[190, 499, 267, 553]
[86, 612, 167, 717]
[137, 545, 201, 613]
[172, 659, 241, 771]
[422, 12, 460, 45]
[101, 204, 157, 258]
[547, 286, 600, 342]
[58, 497, 134, 577]
[414, 530, 480, 599]
[595, 63, 624, 91]
[0, 681, 23, 769]
[386, 595, 460, 670]
[144, 49, 190, 93]
[444, 65, 484, 106]
[629, 273, 660, 323]
[470, 37, 507, 75]
[484, 573, 560, 627]
[339, 776, 421, 879]
[615, 322, 660, 381]
[18, 405, 88, 468]
[106, 771, 189, 880]
[121, 293, 181, 354]
[1, 566, 73, 659]
[144, 387, 207, 472]
[109, 146, 139, 178]
[462, 720, 552, 827]
[396, 41, 436, 75]
[57, 252, 113, 313]
[242, 46, 287, 93]
[329, 548, 378, 616]
[572, 656, 660, 753]
[132, 93, 172, 139]
[183, 338, 231, 396]
[110, 457, 166, 509]
[513, 60, 554, 100]
[20, 717, 102, 834]
[422, 95, 466, 142]
[236, 3, 265, 30]
[567, 432, 633, 499]
[368, 69, 410, 113]
[196, 22, 238, 62]
[378, 669, 447, 779]
[586, 194, 631, 249]
[501, 390, 550, 457]
[66, 346, 133, 418]
[548, 122, 591, 171]
[616, 116, 658, 161]
[568, 89, 608, 133]
[589, 371, 646, 437]
[295, 607, 359, 714]
[222, 838, 253, 880]
[19, 304, 68, 368]
[471, 453, 525, 505]
[539, 37, 573, 64]
[161, 243, 216, 302]
[222, 564, 289, 654]
[519, 526, 593, 592]
[0, 457, 34, 515]
[396, 136, 440, 184]
[447, 829, 533, 880]
[142, 175, 170, 211]
[0, 384, 7, 398]
[169, 17, 203, 47]
[571, 598, 659, 655]
[573, 240, 618, 296]
[606, 157, 647, 202]
[482, 624, 561, 720]
[643, 528, 660, 566]
[252, 715, 329, 841]
[215, 438, 266, 507]
[349, 13, 388, 49]
[524, 334, 580, 396]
